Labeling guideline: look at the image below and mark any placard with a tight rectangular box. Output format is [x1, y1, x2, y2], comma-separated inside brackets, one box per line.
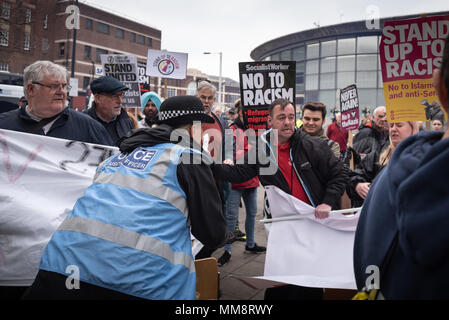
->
[100, 54, 141, 108]
[239, 61, 296, 130]
[380, 15, 449, 122]
[340, 84, 360, 130]
[146, 49, 188, 80]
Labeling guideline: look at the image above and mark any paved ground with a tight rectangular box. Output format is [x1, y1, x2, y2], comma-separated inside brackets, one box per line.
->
[212, 186, 268, 300]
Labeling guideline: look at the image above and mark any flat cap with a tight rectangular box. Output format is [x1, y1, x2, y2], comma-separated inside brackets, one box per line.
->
[90, 76, 129, 94]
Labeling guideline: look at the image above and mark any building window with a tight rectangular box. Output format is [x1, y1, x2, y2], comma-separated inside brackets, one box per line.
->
[137, 34, 145, 45]
[85, 18, 93, 30]
[292, 46, 305, 61]
[321, 40, 336, 58]
[130, 32, 136, 42]
[356, 71, 378, 88]
[1, 2, 11, 20]
[59, 42, 65, 56]
[187, 81, 197, 95]
[42, 38, 48, 51]
[84, 45, 91, 59]
[320, 57, 336, 73]
[280, 49, 291, 61]
[115, 28, 124, 39]
[337, 55, 355, 72]
[306, 60, 319, 74]
[0, 30, 9, 46]
[97, 22, 110, 34]
[357, 36, 378, 54]
[0, 62, 9, 72]
[337, 38, 355, 55]
[306, 43, 320, 60]
[24, 33, 31, 51]
[167, 88, 176, 98]
[146, 37, 152, 47]
[43, 14, 48, 29]
[96, 48, 108, 62]
[25, 9, 32, 24]
[357, 54, 377, 71]
[83, 76, 90, 90]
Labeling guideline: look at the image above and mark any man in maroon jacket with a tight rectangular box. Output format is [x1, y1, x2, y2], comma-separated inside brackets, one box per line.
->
[326, 113, 348, 160]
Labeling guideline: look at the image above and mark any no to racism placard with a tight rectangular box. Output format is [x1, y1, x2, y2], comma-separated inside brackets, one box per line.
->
[340, 84, 360, 131]
[239, 61, 296, 130]
[146, 49, 188, 80]
[100, 54, 141, 108]
[380, 15, 449, 122]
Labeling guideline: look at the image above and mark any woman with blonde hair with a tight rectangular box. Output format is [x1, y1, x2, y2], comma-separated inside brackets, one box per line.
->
[348, 121, 418, 206]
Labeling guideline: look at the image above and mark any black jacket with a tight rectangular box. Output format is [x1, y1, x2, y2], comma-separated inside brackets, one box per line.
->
[213, 129, 347, 210]
[353, 122, 389, 157]
[118, 124, 228, 249]
[0, 106, 113, 146]
[84, 103, 134, 146]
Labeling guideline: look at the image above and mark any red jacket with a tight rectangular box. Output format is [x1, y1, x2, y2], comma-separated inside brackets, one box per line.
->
[230, 119, 259, 189]
[326, 121, 348, 152]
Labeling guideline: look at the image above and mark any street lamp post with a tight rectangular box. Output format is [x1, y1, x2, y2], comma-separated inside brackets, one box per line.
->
[203, 52, 222, 107]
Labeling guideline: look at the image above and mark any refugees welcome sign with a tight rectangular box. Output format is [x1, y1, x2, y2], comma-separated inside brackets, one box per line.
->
[239, 62, 296, 130]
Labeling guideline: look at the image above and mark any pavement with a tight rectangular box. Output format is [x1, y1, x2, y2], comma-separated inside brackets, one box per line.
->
[212, 186, 268, 300]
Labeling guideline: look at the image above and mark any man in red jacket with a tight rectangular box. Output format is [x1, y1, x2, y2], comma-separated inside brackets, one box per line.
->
[326, 113, 348, 160]
[218, 100, 266, 266]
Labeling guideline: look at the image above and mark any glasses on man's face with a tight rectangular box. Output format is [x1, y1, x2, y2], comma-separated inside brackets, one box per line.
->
[101, 93, 125, 100]
[32, 81, 71, 91]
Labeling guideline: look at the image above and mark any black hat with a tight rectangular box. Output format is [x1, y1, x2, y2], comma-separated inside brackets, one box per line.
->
[90, 76, 129, 94]
[228, 107, 237, 114]
[158, 96, 215, 127]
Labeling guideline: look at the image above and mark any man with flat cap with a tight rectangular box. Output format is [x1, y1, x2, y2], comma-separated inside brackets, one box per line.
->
[23, 95, 230, 300]
[85, 76, 134, 146]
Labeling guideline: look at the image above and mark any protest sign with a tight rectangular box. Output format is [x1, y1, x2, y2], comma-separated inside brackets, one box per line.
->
[380, 15, 449, 122]
[100, 54, 141, 108]
[340, 84, 360, 131]
[0, 129, 118, 286]
[146, 49, 188, 80]
[239, 61, 296, 130]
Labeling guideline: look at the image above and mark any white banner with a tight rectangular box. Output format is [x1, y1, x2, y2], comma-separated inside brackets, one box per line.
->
[0, 129, 118, 286]
[146, 49, 188, 80]
[238, 185, 359, 290]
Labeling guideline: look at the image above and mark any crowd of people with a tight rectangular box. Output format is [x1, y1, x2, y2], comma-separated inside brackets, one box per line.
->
[0, 34, 448, 300]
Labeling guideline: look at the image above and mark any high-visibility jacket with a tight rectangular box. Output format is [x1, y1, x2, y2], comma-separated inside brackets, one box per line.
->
[40, 143, 197, 300]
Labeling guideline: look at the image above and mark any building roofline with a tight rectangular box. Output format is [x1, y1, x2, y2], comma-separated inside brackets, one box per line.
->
[251, 10, 449, 60]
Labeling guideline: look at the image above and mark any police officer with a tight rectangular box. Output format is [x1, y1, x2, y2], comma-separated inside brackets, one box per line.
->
[23, 96, 229, 300]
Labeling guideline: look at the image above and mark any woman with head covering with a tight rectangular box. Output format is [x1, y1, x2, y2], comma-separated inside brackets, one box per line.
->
[140, 91, 162, 128]
[348, 121, 418, 206]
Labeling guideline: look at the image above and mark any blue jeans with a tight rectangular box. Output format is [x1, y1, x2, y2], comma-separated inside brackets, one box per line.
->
[224, 187, 258, 253]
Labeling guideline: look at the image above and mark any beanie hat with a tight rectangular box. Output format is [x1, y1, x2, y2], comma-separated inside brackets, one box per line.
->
[141, 91, 162, 112]
[158, 95, 215, 127]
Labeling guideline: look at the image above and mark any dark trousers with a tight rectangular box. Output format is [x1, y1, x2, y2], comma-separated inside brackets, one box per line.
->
[0, 286, 28, 300]
[264, 284, 324, 300]
[22, 270, 144, 300]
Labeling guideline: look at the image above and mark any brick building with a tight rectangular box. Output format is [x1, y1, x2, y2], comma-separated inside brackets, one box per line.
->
[0, 0, 240, 109]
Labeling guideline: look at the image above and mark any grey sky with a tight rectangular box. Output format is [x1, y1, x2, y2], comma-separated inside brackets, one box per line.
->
[85, 0, 448, 81]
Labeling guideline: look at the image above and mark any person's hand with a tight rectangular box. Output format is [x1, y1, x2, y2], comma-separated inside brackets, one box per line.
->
[355, 182, 371, 199]
[314, 203, 331, 219]
[223, 158, 234, 165]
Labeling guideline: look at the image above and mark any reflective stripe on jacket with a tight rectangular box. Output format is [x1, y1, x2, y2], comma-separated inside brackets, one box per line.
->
[40, 143, 197, 300]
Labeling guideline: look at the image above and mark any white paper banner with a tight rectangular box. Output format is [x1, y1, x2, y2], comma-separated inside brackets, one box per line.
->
[237, 185, 359, 290]
[0, 129, 118, 286]
[146, 49, 188, 80]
